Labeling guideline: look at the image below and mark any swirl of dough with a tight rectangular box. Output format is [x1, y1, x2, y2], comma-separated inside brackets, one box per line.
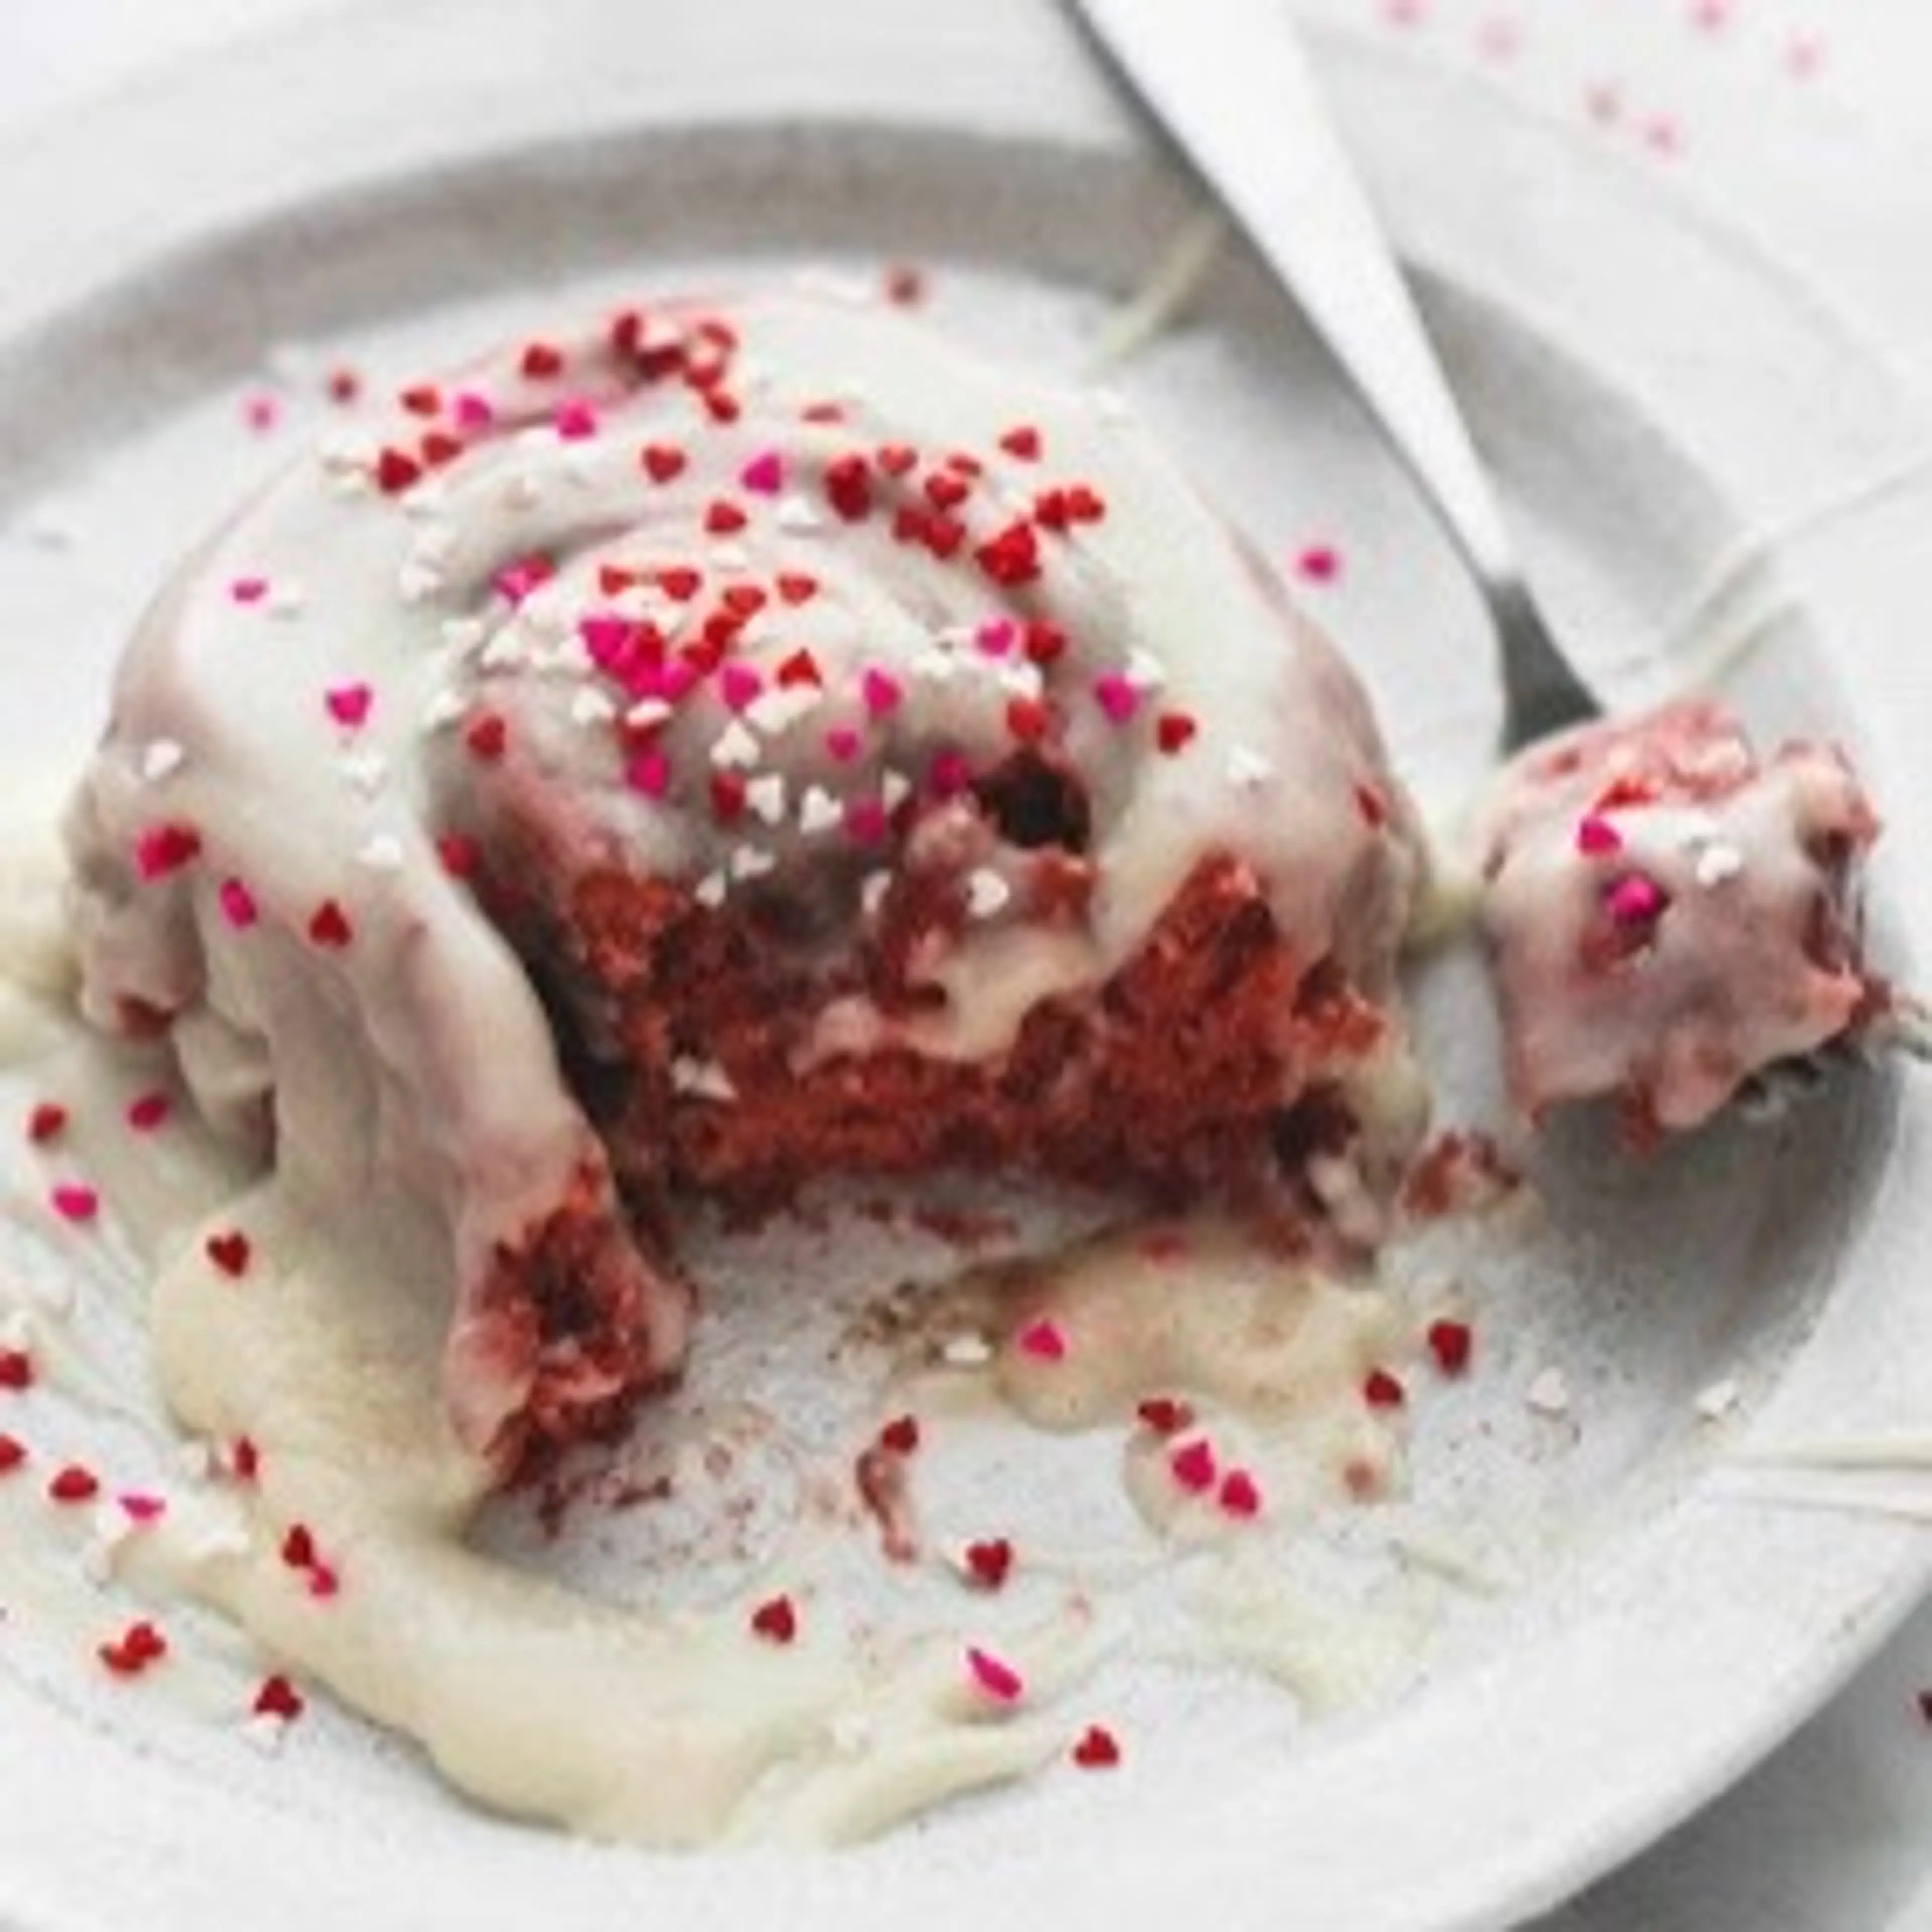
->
[65, 288, 1422, 1466]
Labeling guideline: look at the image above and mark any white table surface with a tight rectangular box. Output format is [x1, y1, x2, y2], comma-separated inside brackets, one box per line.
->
[2, 3, 1928, 1926]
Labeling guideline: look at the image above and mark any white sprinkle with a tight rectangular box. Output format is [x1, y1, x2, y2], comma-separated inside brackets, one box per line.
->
[670, 1056, 738, 1102]
[941, 1332, 994, 1367]
[480, 629, 527, 670]
[777, 493, 824, 535]
[440, 616, 488, 656]
[399, 483, 449, 522]
[860, 870, 892, 917]
[175, 1439, 214, 1481]
[624, 697, 674, 732]
[315, 431, 372, 473]
[1227, 745, 1274, 790]
[964, 868, 1011, 919]
[711, 719, 763, 770]
[521, 585, 569, 635]
[413, 524, 458, 568]
[78, 1539, 116, 1589]
[913, 646, 958, 685]
[263, 339, 320, 385]
[1526, 1367, 1572, 1417]
[1694, 842, 1744, 888]
[325, 468, 373, 502]
[744, 686, 820, 736]
[422, 689, 468, 733]
[238, 1713, 291, 1756]
[880, 770, 913, 812]
[746, 773, 788, 826]
[1126, 648, 1168, 692]
[729, 845, 777, 882]
[798, 785, 843, 836]
[1694, 1378, 1742, 1422]
[339, 748, 389, 796]
[397, 559, 444, 605]
[500, 472, 542, 510]
[570, 687, 617, 728]
[694, 870, 729, 909]
[998, 661, 1044, 702]
[1092, 386, 1133, 424]
[266, 583, 308, 620]
[356, 833, 405, 872]
[140, 739, 187, 784]
[560, 453, 597, 490]
[710, 542, 751, 574]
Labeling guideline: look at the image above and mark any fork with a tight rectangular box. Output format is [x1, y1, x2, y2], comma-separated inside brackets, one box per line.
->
[1066, 0, 1601, 752]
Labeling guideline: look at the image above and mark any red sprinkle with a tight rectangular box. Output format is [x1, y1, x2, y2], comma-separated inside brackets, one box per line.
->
[750, 1594, 798, 1644]
[1017, 1318, 1068, 1362]
[399, 383, 441, 417]
[965, 1646, 1024, 1704]
[374, 447, 422, 495]
[99, 1620, 168, 1676]
[519, 341, 565, 380]
[641, 443, 688, 484]
[26, 1102, 67, 1145]
[1426, 1319, 1474, 1375]
[709, 772, 749, 823]
[0, 1349, 32, 1391]
[975, 520, 1041, 587]
[825, 453, 873, 522]
[205, 1230, 252, 1279]
[421, 433, 463, 472]
[878, 1414, 921, 1457]
[253, 1674, 306, 1722]
[1005, 697, 1050, 746]
[50, 1183, 99, 1224]
[133, 823, 203, 881]
[48, 1463, 100, 1504]
[963, 1539, 1014, 1590]
[883, 263, 927, 306]
[999, 425, 1043, 462]
[658, 566, 703, 602]
[1363, 1367, 1408, 1409]
[1168, 1438, 1218, 1494]
[876, 443, 918, 478]
[229, 1437, 260, 1483]
[1219, 1469, 1263, 1518]
[1071, 1723, 1121, 1768]
[775, 573, 819, 607]
[326, 367, 362, 405]
[464, 712, 509, 761]
[775, 649, 823, 689]
[1136, 1396, 1195, 1436]
[125, 1092, 171, 1133]
[0, 1434, 24, 1474]
[704, 499, 749, 535]
[307, 900, 353, 949]
[279, 1523, 316, 1569]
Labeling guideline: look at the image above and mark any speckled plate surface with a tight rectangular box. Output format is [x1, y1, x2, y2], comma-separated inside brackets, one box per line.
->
[1, 2, 1930, 1927]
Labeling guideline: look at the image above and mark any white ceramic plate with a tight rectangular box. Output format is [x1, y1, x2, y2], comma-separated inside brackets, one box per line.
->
[2, 3, 1930, 1927]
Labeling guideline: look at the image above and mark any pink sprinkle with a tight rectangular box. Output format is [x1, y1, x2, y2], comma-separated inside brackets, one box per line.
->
[50, 1183, 99, 1224]
[1382, 0, 1426, 28]
[1575, 814, 1622, 857]
[493, 559, 549, 606]
[1169, 1438, 1217, 1494]
[975, 618, 1017, 658]
[1017, 1318, 1068, 1361]
[928, 748, 974, 799]
[218, 878, 259, 929]
[739, 449, 785, 496]
[124, 1092, 171, 1133]
[325, 682, 373, 729]
[860, 668, 904, 718]
[242, 393, 280, 434]
[452, 390, 495, 430]
[229, 577, 269, 605]
[1644, 113, 1683, 157]
[965, 1646, 1024, 1704]
[118, 1493, 168, 1524]
[307, 1563, 340, 1599]
[1607, 874, 1668, 926]
[554, 398, 599, 440]
[1092, 670, 1140, 726]
[1219, 1470, 1263, 1518]
[718, 663, 764, 713]
[844, 796, 890, 844]
[625, 751, 671, 799]
[579, 613, 635, 668]
[1585, 80, 1624, 126]
[1688, 0, 1729, 31]
[1294, 544, 1342, 584]
[826, 725, 863, 764]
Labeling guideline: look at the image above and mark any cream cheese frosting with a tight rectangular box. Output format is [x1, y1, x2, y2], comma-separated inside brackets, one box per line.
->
[63, 288, 1423, 1463]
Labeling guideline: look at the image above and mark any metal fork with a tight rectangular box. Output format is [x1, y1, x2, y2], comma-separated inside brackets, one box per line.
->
[1066, 0, 1601, 751]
